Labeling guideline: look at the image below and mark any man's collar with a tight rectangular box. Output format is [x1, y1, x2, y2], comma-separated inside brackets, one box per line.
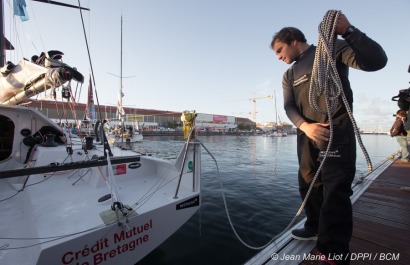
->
[295, 44, 314, 62]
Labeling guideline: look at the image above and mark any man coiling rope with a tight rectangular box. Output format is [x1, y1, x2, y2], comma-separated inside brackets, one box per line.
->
[271, 10, 387, 265]
[204, 11, 388, 258]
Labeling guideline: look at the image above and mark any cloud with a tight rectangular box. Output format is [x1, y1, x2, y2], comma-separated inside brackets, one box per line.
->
[354, 94, 395, 131]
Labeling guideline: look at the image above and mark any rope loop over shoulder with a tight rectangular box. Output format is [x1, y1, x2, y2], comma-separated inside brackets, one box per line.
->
[309, 10, 342, 115]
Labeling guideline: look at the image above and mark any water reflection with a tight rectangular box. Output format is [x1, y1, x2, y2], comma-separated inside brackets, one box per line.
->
[131, 134, 398, 265]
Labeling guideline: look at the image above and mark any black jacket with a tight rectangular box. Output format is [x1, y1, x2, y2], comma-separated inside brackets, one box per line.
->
[283, 28, 388, 130]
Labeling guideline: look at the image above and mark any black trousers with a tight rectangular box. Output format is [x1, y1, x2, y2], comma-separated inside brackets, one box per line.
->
[297, 129, 356, 264]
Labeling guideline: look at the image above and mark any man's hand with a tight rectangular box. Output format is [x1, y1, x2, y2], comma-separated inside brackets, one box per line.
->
[335, 13, 352, 35]
[299, 122, 330, 142]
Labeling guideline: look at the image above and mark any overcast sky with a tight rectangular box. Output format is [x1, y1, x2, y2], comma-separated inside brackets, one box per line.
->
[4, 0, 410, 131]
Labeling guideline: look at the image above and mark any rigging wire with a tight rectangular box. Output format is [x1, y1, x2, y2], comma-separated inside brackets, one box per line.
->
[76, 0, 103, 122]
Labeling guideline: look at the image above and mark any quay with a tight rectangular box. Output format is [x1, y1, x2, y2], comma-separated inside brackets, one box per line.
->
[244, 155, 410, 265]
[25, 100, 296, 134]
[26, 100, 258, 131]
[141, 131, 271, 137]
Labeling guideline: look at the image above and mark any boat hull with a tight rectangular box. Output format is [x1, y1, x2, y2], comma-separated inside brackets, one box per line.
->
[0, 105, 201, 265]
[36, 195, 200, 265]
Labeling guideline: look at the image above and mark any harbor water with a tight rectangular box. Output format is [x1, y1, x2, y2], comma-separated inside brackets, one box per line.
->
[126, 134, 399, 265]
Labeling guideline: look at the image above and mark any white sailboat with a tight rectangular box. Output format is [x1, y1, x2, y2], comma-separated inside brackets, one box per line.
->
[0, 3, 201, 265]
[0, 105, 201, 265]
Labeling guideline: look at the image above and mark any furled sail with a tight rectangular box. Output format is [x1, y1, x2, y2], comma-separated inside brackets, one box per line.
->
[83, 75, 95, 121]
[0, 51, 84, 105]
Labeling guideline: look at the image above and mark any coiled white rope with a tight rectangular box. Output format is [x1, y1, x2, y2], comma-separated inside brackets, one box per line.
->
[293, 9, 374, 238]
[309, 9, 373, 172]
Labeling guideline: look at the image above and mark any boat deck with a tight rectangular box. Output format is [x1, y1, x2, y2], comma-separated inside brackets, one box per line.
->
[244, 157, 410, 265]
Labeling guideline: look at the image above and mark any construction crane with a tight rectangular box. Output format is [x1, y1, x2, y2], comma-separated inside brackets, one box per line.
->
[248, 94, 273, 122]
[225, 94, 273, 121]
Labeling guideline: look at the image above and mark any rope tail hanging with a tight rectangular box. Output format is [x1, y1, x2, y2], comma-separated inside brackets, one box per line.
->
[309, 10, 373, 173]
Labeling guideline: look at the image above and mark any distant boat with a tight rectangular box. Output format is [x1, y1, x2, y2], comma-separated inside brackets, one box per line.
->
[108, 120, 144, 143]
[269, 90, 285, 137]
[271, 131, 283, 137]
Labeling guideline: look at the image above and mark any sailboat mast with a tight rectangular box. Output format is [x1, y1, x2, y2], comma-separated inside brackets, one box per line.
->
[120, 15, 123, 112]
[120, 15, 123, 119]
[274, 90, 278, 126]
[1, 0, 5, 67]
[120, 15, 125, 138]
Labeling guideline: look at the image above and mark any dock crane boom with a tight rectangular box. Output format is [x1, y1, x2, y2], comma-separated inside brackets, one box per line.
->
[248, 94, 273, 122]
[225, 94, 273, 121]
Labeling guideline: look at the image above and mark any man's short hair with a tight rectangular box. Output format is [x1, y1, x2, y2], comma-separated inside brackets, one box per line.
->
[271, 27, 307, 48]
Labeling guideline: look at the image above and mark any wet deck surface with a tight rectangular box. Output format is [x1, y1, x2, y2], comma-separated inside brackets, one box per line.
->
[300, 160, 410, 265]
